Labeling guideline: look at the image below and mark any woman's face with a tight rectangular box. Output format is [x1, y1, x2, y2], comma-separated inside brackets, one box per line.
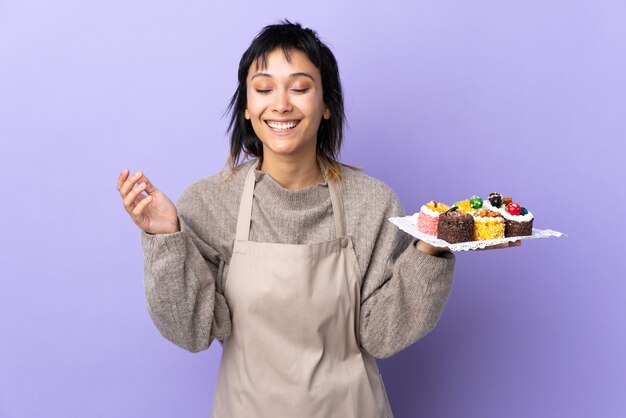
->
[245, 48, 329, 162]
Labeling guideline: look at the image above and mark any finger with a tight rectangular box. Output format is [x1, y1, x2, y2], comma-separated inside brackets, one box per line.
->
[123, 182, 147, 212]
[135, 173, 158, 194]
[487, 241, 521, 250]
[478, 242, 508, 251]
[477, 244, 499, 251]
[132, 194, 152, 218]
[117, 168, 129, 191]
[119, 170, 143, 198]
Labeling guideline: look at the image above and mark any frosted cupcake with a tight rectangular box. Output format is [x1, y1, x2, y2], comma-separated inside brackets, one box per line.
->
[417, 201, 450, 236]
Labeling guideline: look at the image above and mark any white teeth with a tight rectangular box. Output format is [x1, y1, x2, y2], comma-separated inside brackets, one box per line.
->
[266, 121, 298, 131]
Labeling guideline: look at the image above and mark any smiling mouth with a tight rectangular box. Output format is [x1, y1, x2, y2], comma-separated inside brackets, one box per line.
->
[265, 120, 300, 132]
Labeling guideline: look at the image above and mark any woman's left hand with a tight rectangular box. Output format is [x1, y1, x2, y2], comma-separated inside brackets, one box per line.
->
[415, 239, 522, 256]
[477, 241, 522, 250]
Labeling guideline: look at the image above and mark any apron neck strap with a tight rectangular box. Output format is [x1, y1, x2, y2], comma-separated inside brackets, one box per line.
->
[235, 160, 346, 242]
[328, 175, 346, 238]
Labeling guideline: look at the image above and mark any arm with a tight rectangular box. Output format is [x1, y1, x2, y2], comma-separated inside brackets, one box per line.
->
[359, 194, 455, 359]
[141, 184, 231, 353]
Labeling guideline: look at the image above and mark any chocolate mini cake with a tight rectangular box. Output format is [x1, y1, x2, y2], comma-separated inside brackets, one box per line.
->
[501, 202, 534, 237]
[437, 207, 475, 243]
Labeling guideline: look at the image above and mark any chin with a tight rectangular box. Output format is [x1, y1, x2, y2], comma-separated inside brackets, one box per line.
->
[262, 139, 298, 154]
[265, 147, 299, 157]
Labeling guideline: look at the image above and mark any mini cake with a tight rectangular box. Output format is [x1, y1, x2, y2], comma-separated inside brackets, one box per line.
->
[473, 209, 505, 240]
[502, 202, 534, 237]
[437, 207, 475, 243]
[417, 201, 450, 236]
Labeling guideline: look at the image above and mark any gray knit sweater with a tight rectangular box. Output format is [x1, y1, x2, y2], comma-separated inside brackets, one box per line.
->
[141, 160, 455, 358]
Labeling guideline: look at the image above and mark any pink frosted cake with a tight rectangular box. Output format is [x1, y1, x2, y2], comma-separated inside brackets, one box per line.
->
[417, 201, 450, 236]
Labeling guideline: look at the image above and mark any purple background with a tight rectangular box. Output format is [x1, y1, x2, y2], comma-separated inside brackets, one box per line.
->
[1, 1, 625, 417]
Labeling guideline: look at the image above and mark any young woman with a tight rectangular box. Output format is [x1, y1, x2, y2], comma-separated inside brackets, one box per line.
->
[118, 21, 460, 418]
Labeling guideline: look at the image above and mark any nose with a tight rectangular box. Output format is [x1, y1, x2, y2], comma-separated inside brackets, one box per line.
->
[272, 89, 292, 114]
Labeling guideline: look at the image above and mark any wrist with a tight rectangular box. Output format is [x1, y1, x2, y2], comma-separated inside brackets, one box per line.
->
[145, 218, 180, 235]
[165, 217, 181, 234]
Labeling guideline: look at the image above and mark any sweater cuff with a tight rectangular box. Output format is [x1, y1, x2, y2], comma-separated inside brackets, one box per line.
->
[140, 217, 187, 263]
[404, 241, 456, 276]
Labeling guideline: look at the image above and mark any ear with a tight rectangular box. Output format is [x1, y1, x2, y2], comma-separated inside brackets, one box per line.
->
[323, 108, 330, 120]
[244, 109, 250, 120]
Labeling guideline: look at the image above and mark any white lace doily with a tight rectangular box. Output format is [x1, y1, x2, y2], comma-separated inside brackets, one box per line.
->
[388, 214, 565, 251]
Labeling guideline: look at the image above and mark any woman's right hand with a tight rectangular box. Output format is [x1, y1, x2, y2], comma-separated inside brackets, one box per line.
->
[117, 168, 180, 234]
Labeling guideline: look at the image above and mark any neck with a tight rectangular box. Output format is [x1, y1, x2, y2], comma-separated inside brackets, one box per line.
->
[259, 153, 323, 190]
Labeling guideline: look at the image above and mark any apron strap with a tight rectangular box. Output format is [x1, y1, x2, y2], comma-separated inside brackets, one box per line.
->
[235, 159, 347, 242]
[235, 161, 258, 242]
[327, 177, 346, 238]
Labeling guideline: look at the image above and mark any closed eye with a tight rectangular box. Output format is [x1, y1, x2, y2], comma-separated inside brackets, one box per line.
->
[291, 88, 310, 93]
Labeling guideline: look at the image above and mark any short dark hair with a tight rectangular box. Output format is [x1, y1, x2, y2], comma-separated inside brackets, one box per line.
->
[225, 20, 346, 178]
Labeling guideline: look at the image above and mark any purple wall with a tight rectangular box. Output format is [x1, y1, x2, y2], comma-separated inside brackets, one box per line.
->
[1, 1, 624, 417]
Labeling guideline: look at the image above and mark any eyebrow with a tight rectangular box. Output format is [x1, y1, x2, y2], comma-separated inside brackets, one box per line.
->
[250, 72, 315, 82]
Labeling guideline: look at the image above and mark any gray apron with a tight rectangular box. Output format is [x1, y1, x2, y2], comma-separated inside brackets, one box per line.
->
[211, 162, 393, 418]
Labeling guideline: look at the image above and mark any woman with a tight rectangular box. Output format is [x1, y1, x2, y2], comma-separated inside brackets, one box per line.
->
[118, 21, 457, 418]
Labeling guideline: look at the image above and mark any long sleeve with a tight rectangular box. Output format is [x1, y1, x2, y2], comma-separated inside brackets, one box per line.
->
[141, 184, 231, 353]
[358, 192, 455, 359]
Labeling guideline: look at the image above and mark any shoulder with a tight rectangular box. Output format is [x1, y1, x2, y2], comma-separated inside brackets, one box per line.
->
[340, 165, 401, 202]
[176, 160, 254, 209]
[339, 165, 404, 217]
[341, 166, 397, 196]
